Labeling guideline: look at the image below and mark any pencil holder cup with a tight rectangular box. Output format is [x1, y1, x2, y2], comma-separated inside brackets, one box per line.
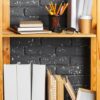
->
[49, 15, 62, 33]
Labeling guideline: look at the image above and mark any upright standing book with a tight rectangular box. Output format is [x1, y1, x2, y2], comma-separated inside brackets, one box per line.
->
[32, 64, 46, 100]
[4, 64, 17, 100]
[83, 0, 89, 16]
[55, 75, 64, 100]
[67, 0, 77, 29]
[17, 64, 31, 100]
[76, 0, 85, 31]
[63, 76, 76, 100]
[87, 0, 92, 16]
[47, 70, 57, 100]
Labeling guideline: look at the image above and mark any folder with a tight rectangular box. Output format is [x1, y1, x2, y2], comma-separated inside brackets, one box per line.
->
[17, 64, 31, 100]
[4, 64, 17, 100]
[32, 64, 46, 100]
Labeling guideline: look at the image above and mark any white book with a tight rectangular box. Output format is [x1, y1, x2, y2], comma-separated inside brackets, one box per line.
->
[18, 30, 52, 34]
[18, 27, 43, 32]
[83, 0, 89, 16]
[76, 0, 85, 31]
[67, 0, 77, 29]
[20, 21, 43, 28]
[17, 64, 31, 100]
[4, 64, 17, 100]
[77, 88, 95, 100]
[32, 64, 46, 100]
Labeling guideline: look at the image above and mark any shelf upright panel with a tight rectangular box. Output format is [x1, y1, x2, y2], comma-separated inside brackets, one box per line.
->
[0, 37, 3, 100]
[2, 0, 10, 64]
[0, 0, 3, 100]
[97, 0, 100, 99]
[91, 38, 97, 91]
[91, 0, 97, 92]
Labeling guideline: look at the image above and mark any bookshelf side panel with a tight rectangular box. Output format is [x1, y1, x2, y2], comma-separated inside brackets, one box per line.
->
[0, 37, 3, 100]
[97, 0, 100, 100]
[92, 0, 97, 33]
[3, 38, 10, 64]
[0, 0, 2, 31]
[3, 0, 10, 31]
[91, 38, 97, 91]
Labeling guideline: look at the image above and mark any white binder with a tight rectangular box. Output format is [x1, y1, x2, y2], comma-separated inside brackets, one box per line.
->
[4, 64, 17, 100]
[17, 64, 31, 100]
[32, 64, 46, 100]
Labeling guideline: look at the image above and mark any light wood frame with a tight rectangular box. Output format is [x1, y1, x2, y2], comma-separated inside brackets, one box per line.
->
[0, 0, 99, 100]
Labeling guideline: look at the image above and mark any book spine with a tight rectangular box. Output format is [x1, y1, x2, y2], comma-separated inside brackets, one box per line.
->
[18, 27, 43, 32]
[4, 64, 17, 100]
[20, 24, 43, 28]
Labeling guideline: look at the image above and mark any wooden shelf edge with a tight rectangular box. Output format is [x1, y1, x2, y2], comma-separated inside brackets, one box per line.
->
[1, 31, 96, 38]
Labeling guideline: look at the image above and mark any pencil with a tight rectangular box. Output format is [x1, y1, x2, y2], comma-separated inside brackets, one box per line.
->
[60, 5, 64, 15]
[45, 6, 54, 15]
[56, 3, 63, 15]
[61, 3, 69, 15]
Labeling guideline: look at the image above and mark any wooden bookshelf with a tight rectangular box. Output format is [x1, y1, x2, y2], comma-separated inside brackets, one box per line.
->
[0, 0, 100, 100]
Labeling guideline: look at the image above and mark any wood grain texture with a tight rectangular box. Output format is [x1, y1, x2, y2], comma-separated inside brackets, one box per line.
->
[92, 0, 97, 32]
[91, 38, 97, 91]
[97, 0, 100, 99]
[2, 0, 10, 31]
[1, 30, 96, 38]
[0, 37, 3, 100]
[0, 0, 2, 31]
[55, 76, 64, 100]
[3, 38, 10, 64]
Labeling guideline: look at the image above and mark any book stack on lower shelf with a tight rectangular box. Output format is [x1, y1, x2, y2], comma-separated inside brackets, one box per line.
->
[4, 64, 96, 100]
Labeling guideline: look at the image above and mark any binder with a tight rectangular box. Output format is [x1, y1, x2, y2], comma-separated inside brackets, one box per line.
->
[32, 64, 46, 100]
[17, 64, 31, 100]
[4, 64, 17, 100]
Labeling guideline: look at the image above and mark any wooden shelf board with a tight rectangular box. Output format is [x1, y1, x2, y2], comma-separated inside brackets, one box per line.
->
[1, 30, 96, 38]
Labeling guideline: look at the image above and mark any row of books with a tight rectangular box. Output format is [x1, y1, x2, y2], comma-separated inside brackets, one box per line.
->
[47, 70, 76, 100]
[4, 64, 95, 100]
[67, 0, 92, 31]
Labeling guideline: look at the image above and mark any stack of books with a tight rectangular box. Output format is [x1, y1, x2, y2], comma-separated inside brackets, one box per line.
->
[11, 20, 51, 34]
